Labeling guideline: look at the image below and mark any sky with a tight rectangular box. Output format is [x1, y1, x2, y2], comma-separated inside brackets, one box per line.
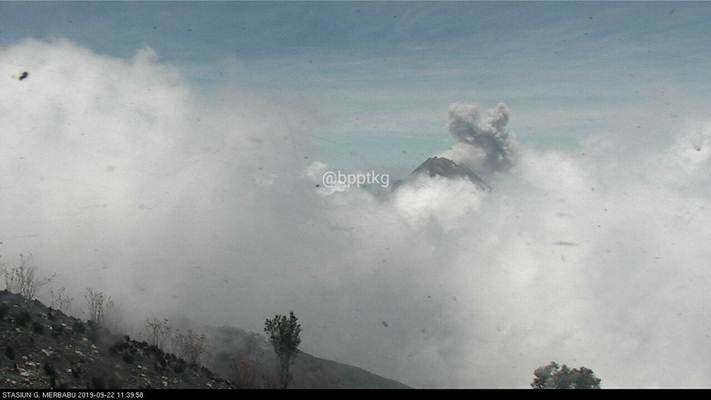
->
[2, 2, 711, 174]
[3, 1, 711, 389]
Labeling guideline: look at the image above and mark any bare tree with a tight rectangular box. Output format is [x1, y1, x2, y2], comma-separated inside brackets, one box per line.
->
[84, 288, 113, 327]
[1, 253, 55, 299]
[145, 317, 172, 350]
[172, 330, 207, 364]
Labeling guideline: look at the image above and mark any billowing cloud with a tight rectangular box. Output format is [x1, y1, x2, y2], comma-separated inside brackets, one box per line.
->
[440, 102, 516, 175]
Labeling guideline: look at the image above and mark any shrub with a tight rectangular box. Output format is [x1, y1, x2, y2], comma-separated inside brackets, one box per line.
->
[86, 321, 101, 343]
[89, 376, 105, 390]
[51, 323, 64, 339]
[72, 321, 85, 334]
[531, 361, 601, 389]
[43, 362, 57, 377]
[50, 376, 66, 389]
[4, 345, 15, 360]
[122, 353, 135, 364]
[15, 309, 31, 327]
[173, 360, 185, 374]
[108, 343, 119, 357]
[0, 303, 9, 320]
[32, 321, 44, 334]
[107, 378, 120, 389]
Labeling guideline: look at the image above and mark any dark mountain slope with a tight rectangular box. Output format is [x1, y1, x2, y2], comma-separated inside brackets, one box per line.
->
[0, 290, 231, 389]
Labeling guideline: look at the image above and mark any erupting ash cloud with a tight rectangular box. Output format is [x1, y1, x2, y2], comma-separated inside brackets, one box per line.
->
[3, 39, 711, 389]
[440, 102, 516, 175]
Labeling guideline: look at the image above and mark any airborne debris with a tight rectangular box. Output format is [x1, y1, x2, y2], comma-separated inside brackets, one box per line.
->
[553, 241, 577, 246]
[12, 71, 29, 81]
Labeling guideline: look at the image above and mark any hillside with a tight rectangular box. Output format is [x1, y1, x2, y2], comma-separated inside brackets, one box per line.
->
[0, 290, 408, 389]
[0, 290, 231, 389]
[205, 326, 409, 389]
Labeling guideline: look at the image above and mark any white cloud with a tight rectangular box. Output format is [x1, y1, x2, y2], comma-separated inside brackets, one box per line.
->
[3, 38, 711, 388]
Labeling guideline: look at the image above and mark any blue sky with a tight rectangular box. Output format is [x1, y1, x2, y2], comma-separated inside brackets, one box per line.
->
[2, 1, 710, 173]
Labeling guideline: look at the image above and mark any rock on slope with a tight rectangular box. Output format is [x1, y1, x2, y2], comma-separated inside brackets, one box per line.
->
[0, 290, 231, 389]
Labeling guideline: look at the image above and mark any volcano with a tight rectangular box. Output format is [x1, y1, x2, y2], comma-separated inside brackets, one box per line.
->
[410, 156, 491, 191]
